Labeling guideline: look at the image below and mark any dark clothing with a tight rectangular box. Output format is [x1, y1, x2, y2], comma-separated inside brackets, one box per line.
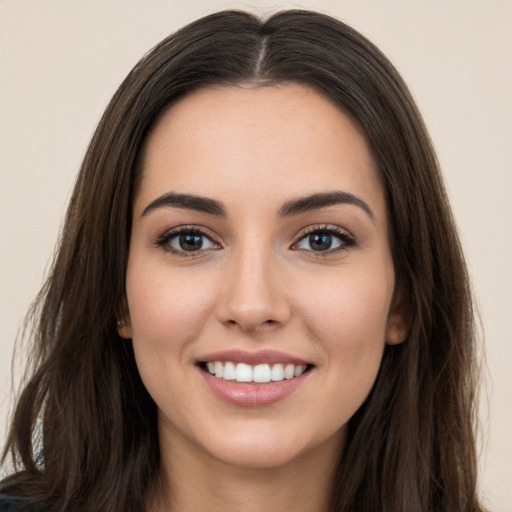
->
[0, 498, 26, 512]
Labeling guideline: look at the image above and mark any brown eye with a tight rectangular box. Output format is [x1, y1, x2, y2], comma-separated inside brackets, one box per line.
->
[294, 227, 356, 253]
[155, 227, 220, 256]
[168, 231, 217, 253]
[308, 233, 333, 251]
[177, 233, 205, 251]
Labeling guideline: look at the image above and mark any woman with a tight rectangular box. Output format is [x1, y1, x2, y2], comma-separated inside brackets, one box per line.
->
[0, 9, 485, 512]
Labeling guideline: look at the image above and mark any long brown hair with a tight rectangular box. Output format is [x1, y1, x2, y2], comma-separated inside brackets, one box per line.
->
[1, 9, 484, 512]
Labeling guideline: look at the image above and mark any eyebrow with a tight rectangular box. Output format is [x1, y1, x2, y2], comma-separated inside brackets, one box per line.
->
[141, 190, 374, 221]
[141, 192, 226, 217]
[278, 191, 375, 221]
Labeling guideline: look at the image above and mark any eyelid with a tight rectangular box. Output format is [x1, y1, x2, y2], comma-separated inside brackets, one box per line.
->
[153, 223, 355, 257]
[291, 224, 356, 253]
[153, 225, 222, 256]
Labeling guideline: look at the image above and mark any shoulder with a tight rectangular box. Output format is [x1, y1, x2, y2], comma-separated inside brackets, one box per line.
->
[0, 498, 27, 512]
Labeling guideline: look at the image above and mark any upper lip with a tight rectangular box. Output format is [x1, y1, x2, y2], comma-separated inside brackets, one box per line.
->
[197, 349, 311, 366]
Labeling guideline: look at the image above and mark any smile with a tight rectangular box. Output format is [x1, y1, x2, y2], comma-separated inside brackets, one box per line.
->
[197, 350, 314, 406]
[204, 361, 309, 383]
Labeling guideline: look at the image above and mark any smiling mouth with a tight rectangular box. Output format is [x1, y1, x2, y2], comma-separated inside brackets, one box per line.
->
[199, 361, 313, 384]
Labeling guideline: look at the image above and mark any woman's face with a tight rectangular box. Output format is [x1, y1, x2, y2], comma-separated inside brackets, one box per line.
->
[121, 83, 406, 469]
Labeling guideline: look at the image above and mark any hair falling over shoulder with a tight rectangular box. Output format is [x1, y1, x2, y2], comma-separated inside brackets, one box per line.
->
[1, 9, 486, 512]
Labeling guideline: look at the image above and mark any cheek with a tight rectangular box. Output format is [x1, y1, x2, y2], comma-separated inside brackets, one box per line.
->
[297, 269, 392, 424]
[124, 264, 218, 412]
[126, 264, 214, 345]
[300, 270, 392, 339]
[295, 264, 394, 385]
[124, 263, 218, 400]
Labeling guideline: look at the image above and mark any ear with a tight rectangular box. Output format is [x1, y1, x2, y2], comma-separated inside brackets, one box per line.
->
[385, 288, 409, 345]
[116, 299, 133, 339]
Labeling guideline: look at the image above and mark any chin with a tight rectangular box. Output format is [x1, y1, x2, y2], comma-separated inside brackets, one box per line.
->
[212, 440, 303, 469]
[191, 419, 345, 470]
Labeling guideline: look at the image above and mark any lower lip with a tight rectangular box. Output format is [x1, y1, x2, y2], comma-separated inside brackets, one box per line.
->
[200, 368, 310, 407]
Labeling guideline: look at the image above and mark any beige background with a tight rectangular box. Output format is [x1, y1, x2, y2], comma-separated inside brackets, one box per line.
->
[1, 1, 511, 509]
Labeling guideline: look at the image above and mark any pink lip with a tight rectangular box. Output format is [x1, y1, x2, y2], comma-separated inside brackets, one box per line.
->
[200, 368, 311, 407]
[197, 349, 310, 366]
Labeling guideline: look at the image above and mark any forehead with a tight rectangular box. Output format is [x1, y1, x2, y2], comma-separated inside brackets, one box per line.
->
[136, 83, 385, 220]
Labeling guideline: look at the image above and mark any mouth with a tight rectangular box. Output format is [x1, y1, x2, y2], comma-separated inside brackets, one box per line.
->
[198, 360, 314, 384]
[196, 350, 315, 406]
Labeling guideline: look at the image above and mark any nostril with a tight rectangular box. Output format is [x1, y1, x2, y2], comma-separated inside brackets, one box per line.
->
[223, 317, 278, 329]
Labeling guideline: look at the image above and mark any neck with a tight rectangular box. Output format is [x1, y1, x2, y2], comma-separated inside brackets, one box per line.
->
[149, 425, 342, 512]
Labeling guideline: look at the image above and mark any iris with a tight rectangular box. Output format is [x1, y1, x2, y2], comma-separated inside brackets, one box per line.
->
[179, 233, 203, 251]
[309, 233, 332, 251]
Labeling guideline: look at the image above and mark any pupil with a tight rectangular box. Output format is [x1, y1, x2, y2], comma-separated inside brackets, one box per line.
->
[310, 233, 332, 251]
[180, 233, 203, 251]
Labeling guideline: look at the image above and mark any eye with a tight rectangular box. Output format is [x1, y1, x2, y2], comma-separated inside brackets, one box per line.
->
[170, 232, 216, 252]
[155, 226, 220, 256]
[293, 225, 355, 254]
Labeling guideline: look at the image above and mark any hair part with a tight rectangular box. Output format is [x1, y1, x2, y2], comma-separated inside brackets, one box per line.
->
[2, 9, 484, 512]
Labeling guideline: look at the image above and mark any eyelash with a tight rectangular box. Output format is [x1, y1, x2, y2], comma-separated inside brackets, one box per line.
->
[153, 225, 220, 258]
[153, 224, 356, 258]
[292, 224, 356, 256]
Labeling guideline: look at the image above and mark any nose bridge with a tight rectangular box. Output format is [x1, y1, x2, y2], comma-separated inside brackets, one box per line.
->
[216, 235, 289, 330]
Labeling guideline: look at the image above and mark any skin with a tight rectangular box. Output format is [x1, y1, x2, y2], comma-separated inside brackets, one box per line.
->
[119, 83, 407, 511]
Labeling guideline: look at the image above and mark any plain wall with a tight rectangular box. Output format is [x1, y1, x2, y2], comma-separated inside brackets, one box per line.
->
[1, 1, 511, 510]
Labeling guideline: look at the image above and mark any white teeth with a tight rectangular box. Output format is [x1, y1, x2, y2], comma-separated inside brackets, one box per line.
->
[270, 363, 284, 381]
[223, 361, 236, 380]
[284, 363, 295, 379]
[205, 361, 308, 383]
[294, 365, 307, 377]
[253, 364, 271, 383]
[235, 362, 253, 382]
[214, 361, 223, 378]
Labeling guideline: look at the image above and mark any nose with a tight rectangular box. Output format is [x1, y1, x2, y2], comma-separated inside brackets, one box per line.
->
[215, 242, 291, 332]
